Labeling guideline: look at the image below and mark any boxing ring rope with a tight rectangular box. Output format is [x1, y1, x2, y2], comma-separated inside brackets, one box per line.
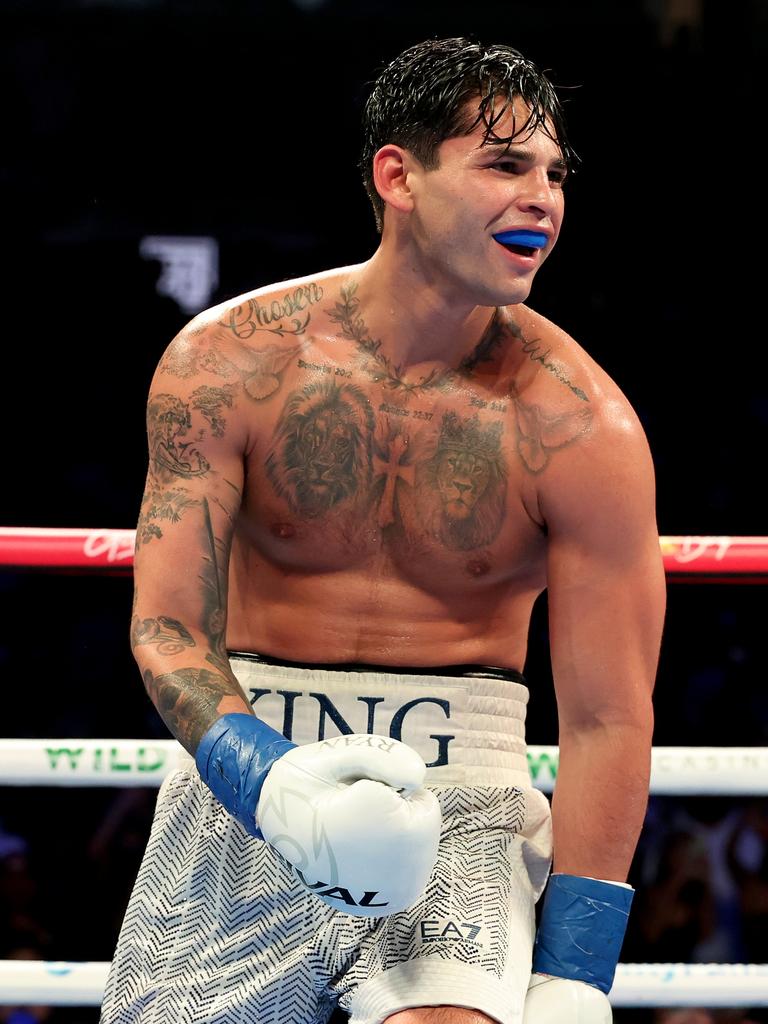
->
[2, 960, 767, 1008]
[2, 528, 768, 1009]
[1, 527, 768, 579]
[3, 738, 768, 795]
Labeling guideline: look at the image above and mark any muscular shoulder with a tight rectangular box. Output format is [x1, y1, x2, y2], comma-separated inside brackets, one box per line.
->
[508, 302, 643, 429]
[505, 304, 654, 522]
[154, 265, 357, 397]
[507, 303, 616, 405]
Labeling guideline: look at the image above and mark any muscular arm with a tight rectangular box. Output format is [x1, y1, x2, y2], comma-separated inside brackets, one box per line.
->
[131, 331, 253, 755]
[540, 398, 666, 880]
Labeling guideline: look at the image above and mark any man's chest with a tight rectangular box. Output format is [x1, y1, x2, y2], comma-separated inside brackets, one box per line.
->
[240, 366, 546, 586]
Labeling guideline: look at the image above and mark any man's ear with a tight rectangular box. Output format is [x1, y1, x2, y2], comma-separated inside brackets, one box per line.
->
[372, 145, 417, 215]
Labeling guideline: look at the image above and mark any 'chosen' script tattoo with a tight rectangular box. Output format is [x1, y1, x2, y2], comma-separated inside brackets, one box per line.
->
[219, 284, 324, 339]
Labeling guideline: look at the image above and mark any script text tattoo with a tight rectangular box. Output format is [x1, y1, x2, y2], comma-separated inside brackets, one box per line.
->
[219, 284, 324, 340]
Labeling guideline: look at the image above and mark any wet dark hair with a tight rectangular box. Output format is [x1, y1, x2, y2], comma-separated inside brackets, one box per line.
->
[360, 36, 578, 232]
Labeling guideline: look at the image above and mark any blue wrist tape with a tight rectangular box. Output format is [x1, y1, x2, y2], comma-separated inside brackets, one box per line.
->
[532, 874, 634, 994]
[195, 713, 296, 839]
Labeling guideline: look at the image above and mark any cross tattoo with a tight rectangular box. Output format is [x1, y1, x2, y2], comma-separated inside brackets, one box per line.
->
[373, 434, 415, 528]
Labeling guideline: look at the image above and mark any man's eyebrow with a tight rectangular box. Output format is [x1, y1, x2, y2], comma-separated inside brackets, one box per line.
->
[480, 142, 567, 170]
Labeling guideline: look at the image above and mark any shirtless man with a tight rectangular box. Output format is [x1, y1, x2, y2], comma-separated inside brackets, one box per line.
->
[101, 36, 666, 1024]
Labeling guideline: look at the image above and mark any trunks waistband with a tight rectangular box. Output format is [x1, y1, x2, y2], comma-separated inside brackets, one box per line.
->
[227, 650, 532, 788]
[230, 650, 526, 684]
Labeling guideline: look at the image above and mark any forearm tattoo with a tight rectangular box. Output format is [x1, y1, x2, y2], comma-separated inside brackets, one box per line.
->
[131, 614, 195, 656]
[134, 497, 232, 659]
[142, 666, 246, 753]
[199, 497, 231, 674]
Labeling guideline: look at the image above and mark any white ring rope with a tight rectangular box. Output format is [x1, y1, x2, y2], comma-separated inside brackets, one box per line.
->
[1, 961, 767, 1007]
[2, 739, 768, 794]
[0, 961, 109, 1005]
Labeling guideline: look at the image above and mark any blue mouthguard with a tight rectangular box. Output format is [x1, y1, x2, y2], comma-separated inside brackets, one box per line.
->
[493, 230, 548, 249]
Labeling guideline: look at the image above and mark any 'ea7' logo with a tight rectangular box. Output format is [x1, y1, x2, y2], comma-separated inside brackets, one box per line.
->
[419, 918, 484, 944]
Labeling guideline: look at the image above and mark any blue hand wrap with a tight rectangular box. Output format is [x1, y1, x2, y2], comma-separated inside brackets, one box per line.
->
[195, 713, 296, 839]
[532, 874, 634, 994]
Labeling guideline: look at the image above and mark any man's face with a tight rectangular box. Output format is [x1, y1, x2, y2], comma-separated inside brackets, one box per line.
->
[404, 100, 567, 307]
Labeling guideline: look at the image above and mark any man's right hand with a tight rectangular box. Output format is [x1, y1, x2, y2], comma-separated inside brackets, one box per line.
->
[258, 733, 442, 916]
[195, 715, 441, 917]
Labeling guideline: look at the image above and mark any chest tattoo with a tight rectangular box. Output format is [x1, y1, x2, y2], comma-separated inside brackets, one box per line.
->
[265, 380, 375, 517]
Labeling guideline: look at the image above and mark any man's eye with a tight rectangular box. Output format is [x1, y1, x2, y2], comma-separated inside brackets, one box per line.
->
[493, 162, 567, 187]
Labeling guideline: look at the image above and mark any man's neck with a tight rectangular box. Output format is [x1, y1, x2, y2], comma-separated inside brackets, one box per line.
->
[351, 248, 495, 372]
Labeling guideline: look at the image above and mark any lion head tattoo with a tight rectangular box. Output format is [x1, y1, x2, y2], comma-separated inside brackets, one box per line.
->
[419, 412, 507, 550]
[265, 380, 374, 517]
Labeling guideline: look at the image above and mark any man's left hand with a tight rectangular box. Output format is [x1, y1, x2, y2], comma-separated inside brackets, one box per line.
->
[523, 973, 611, 1023]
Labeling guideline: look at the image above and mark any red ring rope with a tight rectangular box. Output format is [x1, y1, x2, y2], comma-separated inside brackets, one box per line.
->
[0, 528, 766, 579]
[0, 528, 136, 571]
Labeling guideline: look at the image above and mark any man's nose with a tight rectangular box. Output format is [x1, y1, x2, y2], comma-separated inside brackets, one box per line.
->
[516, 169, 557, 217]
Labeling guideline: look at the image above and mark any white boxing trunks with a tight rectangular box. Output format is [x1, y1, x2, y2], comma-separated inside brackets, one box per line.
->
[100, 655, 553, 1024]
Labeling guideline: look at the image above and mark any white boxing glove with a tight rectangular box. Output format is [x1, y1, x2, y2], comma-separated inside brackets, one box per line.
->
[257, 733, 442, 916]
[523, 974, 612, 1023]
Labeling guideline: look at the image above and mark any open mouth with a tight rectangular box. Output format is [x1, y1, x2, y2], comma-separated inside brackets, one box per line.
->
[492, 230, 548, 259]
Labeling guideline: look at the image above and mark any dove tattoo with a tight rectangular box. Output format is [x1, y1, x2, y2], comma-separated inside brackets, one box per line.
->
[511, 397, 592, 473]
[235, 342, 303, 401]
[158, 334, 303, 403]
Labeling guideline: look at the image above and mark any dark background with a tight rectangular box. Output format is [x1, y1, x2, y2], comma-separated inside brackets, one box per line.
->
[1, 1, 767, 1021]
